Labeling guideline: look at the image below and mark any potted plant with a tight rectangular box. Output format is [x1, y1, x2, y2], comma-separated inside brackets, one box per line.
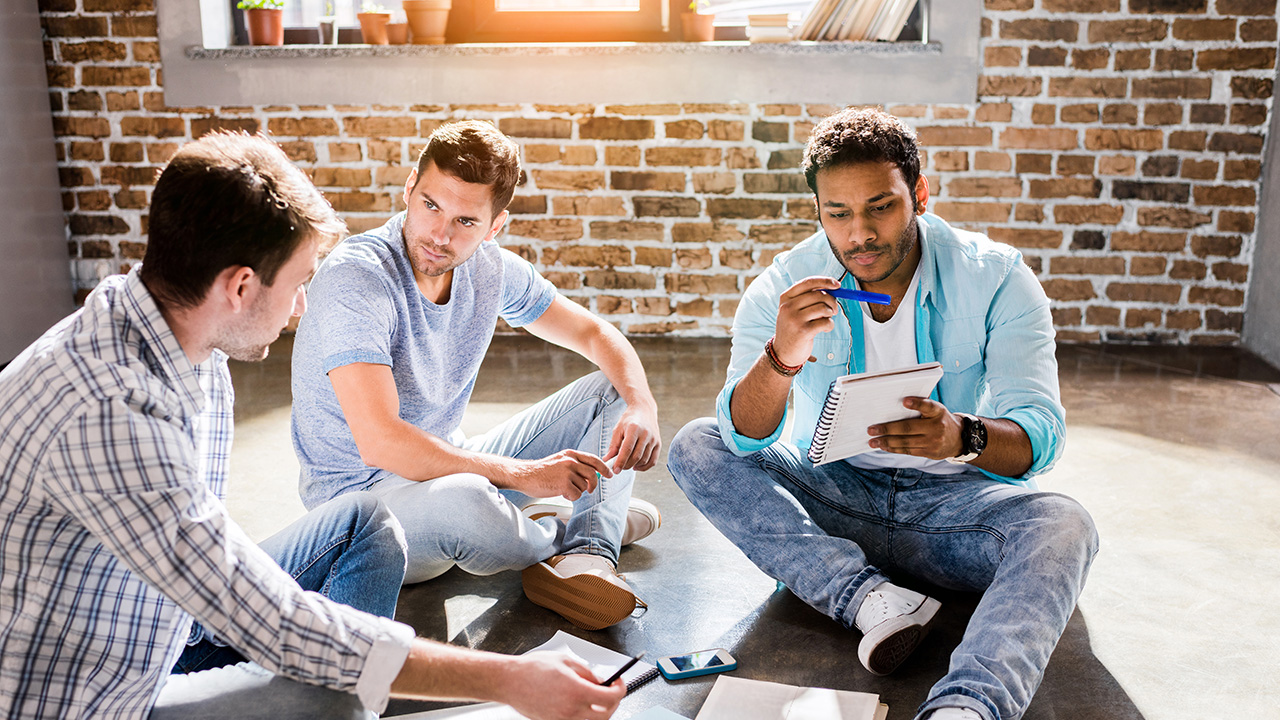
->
[238, 0, 285, 46]
[403, 0, 451, 44]
[387, 8, 410, 44]
[681, 0, 715, 41]
[357, 1, 392, 44]
[318, 0, 338, 44]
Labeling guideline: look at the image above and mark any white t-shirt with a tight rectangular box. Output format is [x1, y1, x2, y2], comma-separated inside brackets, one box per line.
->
[846, 267, 965, 475]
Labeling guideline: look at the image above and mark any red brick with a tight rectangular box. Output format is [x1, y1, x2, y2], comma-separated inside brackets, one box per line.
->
[531, 170, 605, 191]
[1106, 283, 1181, 304]
[1087, 306, 1122, 326]
[610, 171, 685, 192]
[635, 298, 673, 316]
[114, 189, 147, 208]
[645, 147, 722, 167]
[634, 247, 674, 266]
[1087, 19, 1167, 43]
[743, 173, 810, 194]
[84, 0, 153, 10]
[947, 177, 1022, 197]
[707, 199, 783, 219]
[81, 66, 152, 87]
[1057, 155, 1095, 176]
[1172, 18, 1237, 40]
[1130, 0, 1206, 11]
[112, 15, 158, 37]
[1041, 278, 1096, 301]
[578, 118, 654, 140]
[1132, 78, 1213, 99]
[693, 172, 737, 194]
[664, 119, 704, 140]
[979, 76, 1044, 97]
[1111, 231, 1186, 252]
[42, 16, 109, 37]
[119, 116, 184, 138]
[1028, 178, 1101, 198]
[1000, 128, 1079, 150]
[310, 168, 372, 187]
[664, 273, 739, 294]
[1115, 49, 1152, 71]
[1197, 48, 1276, 71]
[1130, 256, 1168, 276]
[1144, 103, 1183, 126]
[108, 142, 143, 162]
[60, 41, 128, 63]
[1219, 0, 1276, 15]
[1170, 259, 1208, 280]
[634, 196, 700, 217]
[917, 127, 993, 146]
[1240, 18, 1277, 41]
[590, 221, 664, 241]
[541, 245, 632, 267]
[596, 296, 631, 314]
[508, 218, 584, 241]
[671, 223, 745, 244]
[603, 103, 680, 115]
[726, 148, 762, 170]
[1230, 104, 1268, 126]
[1188, 287, 1244, 306]
[1084, 128, 1163, 151]
[999, 19, 1078, 41]
[343, 117, 416, 137]
[985, 46, 1022, 67]
[70, 214, 130, 236]
[551, 196, 625, 216]
[933, 151, 969, 172]
[508, 195, 548, 215]
[932, 202, 1012, 223]
[975, 152, 1012, 172]
[498, 118, 571, 138]
[1212, 262, 1249, 283]
[269, 117, 340, 136]
[975, 103, 1013, 123]
[1060, 104, 1100, 123]
[191, 117, 260, 137]
[1208, 132, 1264, 154]
[1218, 211, 1255, 233]
[1054, 204, 1124, 224]
[1016, 154, 1052, 174]
[1051, 256, 1125, 275]
[1043, 0, 1118, 9]
[1029, 46, 1068, 67]
[1194, 185, 1256, 206]
[675, 248, 713, 270]
[101, 165, 161, 187]
[584, 271, 657, 291]
[1053, 307, 1082, 326]
[1136, 206, 1211, 228]
[1191, 235, 1242, 257]
[987, 227, 1063, 248]
[748, 224, 817, 245]
[707, 120, 744, 141]
[1168, 131, 1207, 151]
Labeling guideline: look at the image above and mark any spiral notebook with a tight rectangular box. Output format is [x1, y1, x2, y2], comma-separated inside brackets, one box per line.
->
[392, 631, 659, 719]
[807, 361, 944, 466]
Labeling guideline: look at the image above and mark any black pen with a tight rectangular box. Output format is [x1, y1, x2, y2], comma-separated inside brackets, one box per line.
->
[599, 652, 645, 686]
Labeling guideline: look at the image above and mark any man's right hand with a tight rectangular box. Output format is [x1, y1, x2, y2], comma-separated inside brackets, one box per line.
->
[506, 450, 614, 500]
[500, 652, 626, 720]
[773, 276, 842, 367]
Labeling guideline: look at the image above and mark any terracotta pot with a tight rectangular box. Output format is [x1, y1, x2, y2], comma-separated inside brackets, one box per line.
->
[403, 0, 451, 45]
[387, 22, 409, 44]
[357, 11, 392, 44]
[244, 8, 284, 46]
[681, 12, 715, 42]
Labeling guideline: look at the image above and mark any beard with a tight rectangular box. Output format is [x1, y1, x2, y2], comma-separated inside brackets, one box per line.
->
[829, 215, 919, 284]
[214, 294, 280, 362]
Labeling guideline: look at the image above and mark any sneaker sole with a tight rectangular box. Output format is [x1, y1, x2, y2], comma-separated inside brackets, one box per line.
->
[858, 597, 941, 676]
[521, 562, 637, 631]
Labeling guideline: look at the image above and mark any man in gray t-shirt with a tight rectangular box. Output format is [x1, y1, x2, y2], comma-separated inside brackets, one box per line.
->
[291, 121, 662, 630]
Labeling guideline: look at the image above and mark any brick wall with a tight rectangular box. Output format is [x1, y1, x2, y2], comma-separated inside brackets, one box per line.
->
[41, 0, 1277, 342]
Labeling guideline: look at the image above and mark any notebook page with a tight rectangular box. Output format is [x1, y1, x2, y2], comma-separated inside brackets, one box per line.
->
[813, 362, 943, 465]
[528, 630, 657, 686]
[694, 676, 880, 720]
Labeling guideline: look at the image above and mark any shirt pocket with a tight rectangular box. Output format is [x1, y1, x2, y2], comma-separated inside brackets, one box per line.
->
[810, 332, 852, 371]
[937, 341, 982, 375]
[935, 340, 983, 411]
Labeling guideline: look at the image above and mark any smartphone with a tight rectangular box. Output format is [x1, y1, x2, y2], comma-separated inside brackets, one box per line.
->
[656, 648, 737, 680]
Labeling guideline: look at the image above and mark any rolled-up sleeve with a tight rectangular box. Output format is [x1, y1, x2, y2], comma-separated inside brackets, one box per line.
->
[982, 261, 1066, 480]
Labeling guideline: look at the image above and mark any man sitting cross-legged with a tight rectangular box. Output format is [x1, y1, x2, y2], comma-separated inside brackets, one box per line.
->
[291, 120, 662, 630]
[668, 107, 1099, 720]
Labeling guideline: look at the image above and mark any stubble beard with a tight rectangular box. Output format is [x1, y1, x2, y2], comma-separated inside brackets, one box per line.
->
[831, 215, 918, 285]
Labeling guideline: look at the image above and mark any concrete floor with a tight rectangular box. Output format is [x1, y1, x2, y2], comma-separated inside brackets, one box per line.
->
[226, 336, 1280, 720]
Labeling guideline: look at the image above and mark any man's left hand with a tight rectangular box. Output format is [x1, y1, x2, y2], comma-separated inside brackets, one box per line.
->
[867, 397, 964, 460]
[603, 404, 662, 473]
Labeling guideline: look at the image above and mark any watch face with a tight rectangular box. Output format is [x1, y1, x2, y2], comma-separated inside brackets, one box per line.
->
[967, 417, 988, 454]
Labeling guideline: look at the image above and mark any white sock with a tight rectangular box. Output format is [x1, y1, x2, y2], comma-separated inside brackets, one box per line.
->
[553, 553, 615, 576]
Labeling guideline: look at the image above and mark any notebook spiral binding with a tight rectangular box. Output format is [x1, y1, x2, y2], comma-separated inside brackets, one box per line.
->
[807, 380, 845, 464]
[626, 666, 662, 693]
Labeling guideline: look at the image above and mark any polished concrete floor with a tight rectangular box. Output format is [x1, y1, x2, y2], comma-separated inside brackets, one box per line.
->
[226, 336, 1280, 720]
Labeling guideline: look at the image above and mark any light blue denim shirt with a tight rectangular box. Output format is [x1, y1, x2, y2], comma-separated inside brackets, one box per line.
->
[715, 212, 1065, 484]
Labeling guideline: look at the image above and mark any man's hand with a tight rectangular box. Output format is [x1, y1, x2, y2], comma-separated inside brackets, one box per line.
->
[603, 403, 662, 473]
[508, 450, 614, 500]
[867, 397, 965, 460]
[773, 276, 841, 367]
[499, 652, 627, 720]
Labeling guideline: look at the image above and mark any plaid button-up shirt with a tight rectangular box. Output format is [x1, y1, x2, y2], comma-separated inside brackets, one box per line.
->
[0, 269, 412, 720]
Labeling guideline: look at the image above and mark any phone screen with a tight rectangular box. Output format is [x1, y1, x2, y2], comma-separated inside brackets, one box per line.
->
[669, 650, 726, 671]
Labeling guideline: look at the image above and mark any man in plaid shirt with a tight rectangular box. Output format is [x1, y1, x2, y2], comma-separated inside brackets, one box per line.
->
[0, 133, 627, 720]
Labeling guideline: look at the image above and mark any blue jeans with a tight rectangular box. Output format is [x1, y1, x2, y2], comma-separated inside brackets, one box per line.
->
[668, 418, 1098, 720]
[152, 492, 407, 718]
[369, 371, 635, 584]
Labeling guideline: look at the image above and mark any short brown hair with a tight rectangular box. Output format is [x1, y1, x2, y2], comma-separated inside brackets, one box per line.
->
[414, 121, 522, 217]
[801, 107, 921, 205]
[141, 132, 344, 309]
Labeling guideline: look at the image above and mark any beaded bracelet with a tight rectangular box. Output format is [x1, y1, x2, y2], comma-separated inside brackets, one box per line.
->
[764, 337, 805, 377]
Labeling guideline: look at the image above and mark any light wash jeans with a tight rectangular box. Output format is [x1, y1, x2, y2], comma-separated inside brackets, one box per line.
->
[151, 492, 407, 719]
[668, 418, 1098, 720]
[369, 371, 636, 584]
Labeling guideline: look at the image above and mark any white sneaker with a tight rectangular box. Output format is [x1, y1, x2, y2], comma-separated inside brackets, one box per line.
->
[521, 554, 639, 630]
[928, 709, 982, 720]
[853, 582, 941, 675]
[522, 497, 661, 546]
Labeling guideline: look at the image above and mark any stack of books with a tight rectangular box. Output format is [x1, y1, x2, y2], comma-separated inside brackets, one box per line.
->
[746, 13, 794, 43]
[796, 0, 918, 42]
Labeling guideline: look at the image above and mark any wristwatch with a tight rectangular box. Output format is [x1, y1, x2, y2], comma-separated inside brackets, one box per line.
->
[946, 413, 988, 464]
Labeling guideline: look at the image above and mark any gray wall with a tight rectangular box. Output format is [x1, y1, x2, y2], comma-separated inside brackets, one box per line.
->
[0, 0, 74, 364]
[1243, 63, 1280, 369]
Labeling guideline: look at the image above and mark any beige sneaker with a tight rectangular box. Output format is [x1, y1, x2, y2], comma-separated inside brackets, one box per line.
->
[522, 497, 661, 546]
[521, 554, 641, 630]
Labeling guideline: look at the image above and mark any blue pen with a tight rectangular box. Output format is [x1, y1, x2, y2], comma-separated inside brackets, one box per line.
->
[821, 288, 892, 305]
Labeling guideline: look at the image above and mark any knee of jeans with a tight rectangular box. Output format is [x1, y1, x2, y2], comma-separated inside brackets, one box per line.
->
[1035, 493, 1100, 563]
[346, 492, 409, 568]
[669, 417, 722, 489]
[421, 474, 513, 533]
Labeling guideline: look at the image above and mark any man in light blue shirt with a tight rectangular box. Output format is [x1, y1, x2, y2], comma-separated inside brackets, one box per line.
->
[668, 108, 1098, 720]
[292, 121, 663, 631]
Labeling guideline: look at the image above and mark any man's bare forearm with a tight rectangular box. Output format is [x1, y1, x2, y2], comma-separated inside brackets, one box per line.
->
[727, 353, 795, 440]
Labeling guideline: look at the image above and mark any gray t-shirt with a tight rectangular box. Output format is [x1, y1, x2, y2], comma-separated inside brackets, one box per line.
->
[291, 212, 557, 508]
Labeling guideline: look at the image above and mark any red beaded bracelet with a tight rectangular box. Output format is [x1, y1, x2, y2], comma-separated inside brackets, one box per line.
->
[764, 338, 805, 377]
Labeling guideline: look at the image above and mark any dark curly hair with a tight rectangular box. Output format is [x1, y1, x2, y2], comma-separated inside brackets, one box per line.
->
[801, 107, 921, 208]
[414, 121, 523, 218]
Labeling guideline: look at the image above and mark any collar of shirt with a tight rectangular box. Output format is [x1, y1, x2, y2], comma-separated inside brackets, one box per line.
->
[119, 267, 207, 418]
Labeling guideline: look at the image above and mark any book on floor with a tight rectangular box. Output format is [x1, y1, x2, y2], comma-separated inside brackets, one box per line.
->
[693, 675, 887, 720]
